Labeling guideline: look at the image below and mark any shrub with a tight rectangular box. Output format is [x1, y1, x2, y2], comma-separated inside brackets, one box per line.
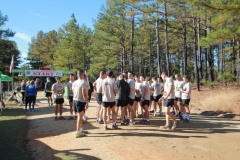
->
[217, 72, 235, 86]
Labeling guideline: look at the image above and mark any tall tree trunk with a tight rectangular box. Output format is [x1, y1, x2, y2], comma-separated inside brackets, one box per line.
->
[232, 36, 236, 76]
[217, 44, 220, 72]
[182, 20, 187, 76]
[237, 39, 240, 85]
[130, 6, 134, 72]
[207, 17, 214, 81]
[155, 1, 161, 77]
[197, 18, 203, 80]
[149, 34, 152, 77]
[193, 18, 200, 91]
[221, 41, 224, 73]
[163, 0, 170, 76]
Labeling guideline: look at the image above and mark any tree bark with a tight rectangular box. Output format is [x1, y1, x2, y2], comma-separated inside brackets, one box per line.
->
[130, 6, 134, 72]
[163, 0, 170, 76]
[207, 17, 214, 81]
[155, 1, 161, 77]
[193, 18, 200, 91]
[182, 20, 187, 76]
[197, 18, 203, 80]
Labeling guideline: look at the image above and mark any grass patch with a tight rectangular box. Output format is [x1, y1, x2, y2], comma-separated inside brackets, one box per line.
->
[0, 105, 31, 160]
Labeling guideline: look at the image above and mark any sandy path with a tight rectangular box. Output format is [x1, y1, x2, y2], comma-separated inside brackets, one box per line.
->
[27, 92, 240, 160]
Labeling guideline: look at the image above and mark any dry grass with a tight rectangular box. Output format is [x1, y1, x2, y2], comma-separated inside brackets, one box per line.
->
[191, 86, 240, 115]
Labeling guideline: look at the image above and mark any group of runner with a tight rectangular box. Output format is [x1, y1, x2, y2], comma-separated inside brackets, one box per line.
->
[93, 70, 192, 133]
[20, 69, 192, 138]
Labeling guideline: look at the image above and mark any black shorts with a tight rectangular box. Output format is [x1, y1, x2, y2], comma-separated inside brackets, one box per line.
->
[115, 100, 127, 107]
[69, 96, 73, 102]
[175, 97, 182, 102]
[96, 93, 102, 105]
[127, 97, 134, 106]
[27, 96, 35, 103]
[142, 100, 150, 107]
[45, 92, 52, 97]
[150, 95, 154, 101]
[135, 96, 141, 102]
[182, 99, 190, 106]
[102, 101, 115, 108]
[55, 98, 64, 104]
[153, 94, 162, 102]
[164, 99, 174, 107]
[74, 100, 86, 113]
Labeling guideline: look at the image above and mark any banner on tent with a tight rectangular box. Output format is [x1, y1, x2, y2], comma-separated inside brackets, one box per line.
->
[25, 70, 62, 77]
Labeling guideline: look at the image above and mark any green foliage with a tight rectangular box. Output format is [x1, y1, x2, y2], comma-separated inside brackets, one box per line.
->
[0, 11, 21, 75]
[217, 72, 235, 86]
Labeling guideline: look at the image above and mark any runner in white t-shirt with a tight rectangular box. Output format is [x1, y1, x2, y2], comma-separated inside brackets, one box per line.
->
[174, 74, 184, 119]
[161, 72, 179, 130]
[93, 71, 107, 124]
[134, 76, 143, 117]
[72, 69, 89, 138]
[180, 75, 192, 122]
[140, 76, 150, 124]
[66, 73, 75, 120]
[127, 71, 136, 124]
[100, 70, 118, 130]
[151, 77, 164, 116]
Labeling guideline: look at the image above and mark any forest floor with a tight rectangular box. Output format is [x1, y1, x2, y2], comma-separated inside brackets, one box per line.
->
[25, 86, 240, 160]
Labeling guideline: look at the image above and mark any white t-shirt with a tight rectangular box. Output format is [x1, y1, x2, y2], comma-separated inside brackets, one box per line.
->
[67, 81, 74, 96]
[135, 82, 142, 97]
[72, 79, 87, 102]
[128, 79, 135, 99]
[141, 81, 150, 100]
[95, 77, 103, 93]
[174, 80, 184, 98]
[52, 83, 65, 99]
[151, 81, 163, 96]
[181, 82, 192, 99]
[101, 77, 117, 102]
[164, 77, 175, 99]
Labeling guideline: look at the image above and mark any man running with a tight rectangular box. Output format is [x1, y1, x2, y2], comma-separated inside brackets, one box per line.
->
[115, 73, 130, 126]
[100, 70, 118, 130]
[44, 77, 53, 107]
[66, 74, 75, 120]
[72, 69, 89, 138]
[93, 71, 106, 124]
[174, 74, 184, 119]
[161, 72, 178, 130]
[52, 77, 65, 120]
[151, 77, 164, 116]
[180, 75, 192, 122]
[127, 71, 136, 124]
[140, 76, 150, 124]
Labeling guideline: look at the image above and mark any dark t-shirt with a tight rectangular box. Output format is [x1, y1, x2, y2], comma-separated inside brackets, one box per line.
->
[115, 79, 130, 100]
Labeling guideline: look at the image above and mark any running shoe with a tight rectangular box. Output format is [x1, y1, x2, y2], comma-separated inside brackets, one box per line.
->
[54, 116, 58, 120]
[68, 116, 74, 120]
[129, 121, 136, 125]
[112, 124, 119, 129]
[144, 120, 150, 125]
[163, 125, 170, 129]
[120, 122, 126, 126]
[104, 126, 109, 130]
[76, 132, 86, 138]
[150, 110, 154, 113]
[172, 121, 179, 130]
[59, 116, 65, 120]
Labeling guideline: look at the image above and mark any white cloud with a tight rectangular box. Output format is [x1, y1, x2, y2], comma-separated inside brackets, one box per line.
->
[15, 32, 31, 43]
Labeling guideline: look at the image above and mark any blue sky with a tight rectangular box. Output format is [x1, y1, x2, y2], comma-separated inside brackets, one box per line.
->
[0, 0, 106, 63]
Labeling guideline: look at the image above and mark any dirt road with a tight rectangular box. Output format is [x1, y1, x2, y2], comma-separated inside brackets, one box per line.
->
[27, 92, 240, 160]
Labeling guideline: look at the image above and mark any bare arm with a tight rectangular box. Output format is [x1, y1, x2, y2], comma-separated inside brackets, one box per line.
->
[82, 88, 89, 110]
